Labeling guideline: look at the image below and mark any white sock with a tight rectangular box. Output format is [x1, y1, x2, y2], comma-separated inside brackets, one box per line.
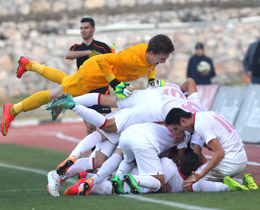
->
[233, 178, 243, 184]
[192, 180, 230, 192]
[72, 104, 107, 128]
[92, 153, 123, 185]
[61, 157, 94, 180]
[70, 131, 102, 158]
[133, 175, 161, 192]
[116, 160, 135, 180]
[74, 93, 100, 107]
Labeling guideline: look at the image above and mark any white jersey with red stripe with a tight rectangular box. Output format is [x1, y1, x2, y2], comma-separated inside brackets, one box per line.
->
[194, 111, 247, 164]
[114, 84, 204, 134]
[161, 157, 184, 193]
[117, 83, 186, 109]
[121, 122, 190, 155]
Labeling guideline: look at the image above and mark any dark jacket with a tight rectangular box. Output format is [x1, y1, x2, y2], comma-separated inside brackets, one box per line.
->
[187, 55, 216, 85]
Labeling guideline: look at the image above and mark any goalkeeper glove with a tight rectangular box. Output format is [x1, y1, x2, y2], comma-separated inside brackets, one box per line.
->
[115, 82, 134, 99]
[110, 78, 134, 99]
[147, 79, 165, 87]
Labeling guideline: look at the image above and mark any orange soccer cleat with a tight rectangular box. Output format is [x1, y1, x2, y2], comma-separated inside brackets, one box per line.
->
[56, 155, 77, 175]
[64, 178, 86, 196]
[78, 178, 94, 196]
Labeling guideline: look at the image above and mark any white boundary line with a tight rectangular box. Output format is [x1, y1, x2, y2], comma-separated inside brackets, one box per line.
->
[122, 194, 221, 210]
[0, 162, 222, 210]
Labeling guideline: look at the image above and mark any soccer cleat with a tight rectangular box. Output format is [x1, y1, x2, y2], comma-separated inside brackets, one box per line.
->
[223, 176, 249, 191]
[124, 173, 140, 194]
[111, 175, 125, 194]
[78, 178, 94, 196]
[51, 107, 63, 121]
[1, 104, 15, 136]
[78, 171, 88, 179]
[47, 170, 61, 197]
[64, 178, 86, 196]
[46, 93, 76, 110]
[56, 155, 77, 175]
[243, 173, 259, 190]
[16, 56, 29, 78]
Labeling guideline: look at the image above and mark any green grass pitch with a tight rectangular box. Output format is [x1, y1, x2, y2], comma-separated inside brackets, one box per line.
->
[0, 143, 259, 210]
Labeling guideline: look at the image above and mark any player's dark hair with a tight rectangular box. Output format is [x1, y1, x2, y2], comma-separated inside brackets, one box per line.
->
[147, 34, 174, 54]
[80, 17, 95, 27]
[165, 108, 192, 126]
[179, 151, 200, 177]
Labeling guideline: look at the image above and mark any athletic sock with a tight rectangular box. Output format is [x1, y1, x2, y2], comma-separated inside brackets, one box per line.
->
[26, 61, 67, 84]
[62, 157, 94, 179]
[133, 175, 161, 192]
[192, 180, 230, 192]
[116, 160, 135, 180]
[10, 102, 22, 116]
[233, 178, 243, 184]
[11, 90, 50, 115]
[69, 131, 102, 158]
[92, 153, 123, 185]
[72, 104, 107, 128]
[74, 93, 100, 107]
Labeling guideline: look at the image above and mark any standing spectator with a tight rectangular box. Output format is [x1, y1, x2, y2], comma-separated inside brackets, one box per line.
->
[66, 17, 112, 135]
[243, 32, 260, 84]
[187, 42, 216, 85]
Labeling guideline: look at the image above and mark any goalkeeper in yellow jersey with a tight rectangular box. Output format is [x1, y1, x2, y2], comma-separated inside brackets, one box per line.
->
[1, 34, 174, 136]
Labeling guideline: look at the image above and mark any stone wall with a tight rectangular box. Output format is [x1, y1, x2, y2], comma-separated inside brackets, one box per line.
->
[1, 0, 260, 100]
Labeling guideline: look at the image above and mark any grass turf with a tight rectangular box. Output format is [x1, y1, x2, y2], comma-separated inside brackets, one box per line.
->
[0, 143, 259, 210]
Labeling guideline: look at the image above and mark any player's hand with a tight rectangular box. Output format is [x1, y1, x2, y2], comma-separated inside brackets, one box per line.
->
[147, 79, 165, 87]
[183, 172, 202, 188]
[173, 131, 185, 143]
[115, 82, 134, 99]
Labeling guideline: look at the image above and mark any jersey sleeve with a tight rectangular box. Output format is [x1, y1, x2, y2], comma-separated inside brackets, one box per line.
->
[95, 53, 117, 82]
[69, 44, 77, 51]
[104, 44, 112, 53]
[147, 67, 156, 80]
[195, 119, 216, 145]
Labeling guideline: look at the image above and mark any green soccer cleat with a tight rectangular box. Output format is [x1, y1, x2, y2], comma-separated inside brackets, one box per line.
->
[111, 175, 125, 194]
[51, 107, 63, 121]
[124, 173, 140, 194]
[46, 93, 76, 110]
[224, 176, 249, 191]
[243, 173, 259, 190]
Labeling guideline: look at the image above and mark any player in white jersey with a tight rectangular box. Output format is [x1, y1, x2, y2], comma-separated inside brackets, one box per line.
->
[63, 152, 238, 196]
[165, 108, 248, 191]
[47, 78, 200, 135]
[47, 139, 118, 197]
[113, 122, 191, 194]
[47, 79, 205, 195]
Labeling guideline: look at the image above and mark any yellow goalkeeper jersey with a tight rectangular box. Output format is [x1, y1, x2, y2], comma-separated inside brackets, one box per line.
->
[62, 43, 156, 96]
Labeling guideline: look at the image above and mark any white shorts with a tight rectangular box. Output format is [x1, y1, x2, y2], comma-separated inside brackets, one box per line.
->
[196, 160, 247, 181]
[89, 140, 116, 159]
[99, 110, 121, 144]
[119, 129, 163, 176]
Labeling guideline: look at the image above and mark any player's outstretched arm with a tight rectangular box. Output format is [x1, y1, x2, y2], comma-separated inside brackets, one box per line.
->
[180, 78, 197, 96]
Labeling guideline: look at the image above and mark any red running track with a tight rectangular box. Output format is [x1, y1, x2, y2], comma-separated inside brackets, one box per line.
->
[1, 121, 259, 184]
